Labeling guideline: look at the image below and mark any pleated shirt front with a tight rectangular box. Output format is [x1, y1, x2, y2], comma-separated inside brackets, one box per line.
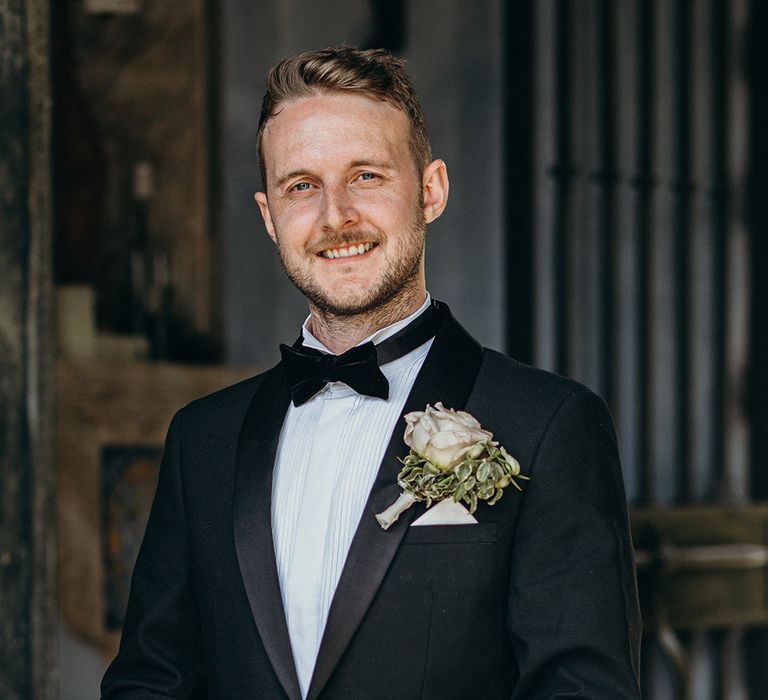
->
[271, 301, 433, 698]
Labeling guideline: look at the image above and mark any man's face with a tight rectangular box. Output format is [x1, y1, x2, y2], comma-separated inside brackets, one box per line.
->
[255, 92, 446, 317]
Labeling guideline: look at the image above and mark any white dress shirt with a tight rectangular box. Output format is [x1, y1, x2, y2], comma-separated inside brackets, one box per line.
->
[271, 296, 433, 698]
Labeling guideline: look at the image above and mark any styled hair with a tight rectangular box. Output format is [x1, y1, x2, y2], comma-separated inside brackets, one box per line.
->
[257, 46, 432, 187]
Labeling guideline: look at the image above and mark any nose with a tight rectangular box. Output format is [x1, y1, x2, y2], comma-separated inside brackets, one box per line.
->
[320, 184, 359, 231]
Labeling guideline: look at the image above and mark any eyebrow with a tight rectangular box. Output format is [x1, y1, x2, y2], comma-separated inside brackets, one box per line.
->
[275, 169, 313, 189]
[348, 159, 392, 170]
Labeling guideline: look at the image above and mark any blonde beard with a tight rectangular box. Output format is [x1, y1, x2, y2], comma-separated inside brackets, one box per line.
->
[274, 217, 426, 322]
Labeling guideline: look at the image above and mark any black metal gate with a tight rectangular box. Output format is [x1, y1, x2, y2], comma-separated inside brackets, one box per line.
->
[519, 0, 768, 696]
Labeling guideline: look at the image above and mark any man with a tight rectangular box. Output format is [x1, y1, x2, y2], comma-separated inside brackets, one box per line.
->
[102, 47, 641, 699]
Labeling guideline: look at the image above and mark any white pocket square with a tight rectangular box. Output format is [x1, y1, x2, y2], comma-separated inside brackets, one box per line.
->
[411, 498, 478, 526]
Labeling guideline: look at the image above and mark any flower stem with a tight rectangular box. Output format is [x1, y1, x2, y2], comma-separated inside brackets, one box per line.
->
[375, 491, 417, 530]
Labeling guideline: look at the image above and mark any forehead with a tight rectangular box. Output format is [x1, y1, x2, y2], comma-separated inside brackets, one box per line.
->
[261, 93, 412, 178]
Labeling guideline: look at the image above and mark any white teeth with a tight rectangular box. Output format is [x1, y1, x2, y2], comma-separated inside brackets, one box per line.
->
[320, 242, 375, 259]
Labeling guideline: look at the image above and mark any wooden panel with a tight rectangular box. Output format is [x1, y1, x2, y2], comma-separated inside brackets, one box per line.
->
[633, 505, 768, 629]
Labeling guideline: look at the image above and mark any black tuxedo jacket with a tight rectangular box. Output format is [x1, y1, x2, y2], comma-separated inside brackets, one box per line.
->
[102, 305, 641, 699]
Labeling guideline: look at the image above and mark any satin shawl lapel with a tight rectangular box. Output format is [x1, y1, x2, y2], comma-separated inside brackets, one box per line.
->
[233, 366, 301, 700]
[307, 307, 484, 700]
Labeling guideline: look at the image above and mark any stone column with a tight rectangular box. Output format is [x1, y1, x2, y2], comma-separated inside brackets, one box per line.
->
[0, 0, 56, 697]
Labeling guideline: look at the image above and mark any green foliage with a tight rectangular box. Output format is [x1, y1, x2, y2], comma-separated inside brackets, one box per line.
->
[397, 445, 529, 514]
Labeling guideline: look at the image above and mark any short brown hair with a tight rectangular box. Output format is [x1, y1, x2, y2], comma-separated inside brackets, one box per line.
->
[257, 46, 432, 187]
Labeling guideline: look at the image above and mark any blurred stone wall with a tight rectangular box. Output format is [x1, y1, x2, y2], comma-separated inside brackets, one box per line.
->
[0, 0, 56, 696]
[56, 0, 216, 337]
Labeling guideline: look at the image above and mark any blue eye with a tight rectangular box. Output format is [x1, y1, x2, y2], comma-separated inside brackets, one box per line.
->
[293, 182, 311, 191]
[359, 172, 377, 181]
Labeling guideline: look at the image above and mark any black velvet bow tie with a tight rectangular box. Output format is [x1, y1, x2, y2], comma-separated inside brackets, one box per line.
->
[280, 342, 388, 406]
[280, 300, 443, 407]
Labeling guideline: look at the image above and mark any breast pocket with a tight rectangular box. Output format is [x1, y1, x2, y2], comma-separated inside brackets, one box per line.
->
[392, 522, 500, 596]
[401, 522, 498, 545]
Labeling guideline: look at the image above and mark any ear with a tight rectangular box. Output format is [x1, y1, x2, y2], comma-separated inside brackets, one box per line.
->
[421, 159, 449, 224]
[254, 191, 277, 243]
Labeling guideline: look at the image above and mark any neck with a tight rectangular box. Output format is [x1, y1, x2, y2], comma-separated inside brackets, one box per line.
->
[308, 285, 426, 355]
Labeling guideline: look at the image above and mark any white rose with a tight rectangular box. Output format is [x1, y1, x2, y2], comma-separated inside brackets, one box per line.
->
[403, 402, 494, 471]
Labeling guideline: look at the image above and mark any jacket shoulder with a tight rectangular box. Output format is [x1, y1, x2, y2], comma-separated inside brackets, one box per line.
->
[472, 348, 616, 473]
[478, 348, 597, 407]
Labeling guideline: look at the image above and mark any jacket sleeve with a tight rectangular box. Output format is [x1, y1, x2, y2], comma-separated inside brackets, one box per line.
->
[101, 411, 206, 699]
[508, 388, 642, 699]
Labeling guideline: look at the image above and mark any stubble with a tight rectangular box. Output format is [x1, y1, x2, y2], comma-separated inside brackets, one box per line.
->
[274, 214, 427, 331]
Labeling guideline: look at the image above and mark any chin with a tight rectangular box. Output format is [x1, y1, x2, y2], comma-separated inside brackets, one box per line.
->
[308, 280, 396, 317]
[283, 251, 423, 318]
[316, 290, 381, 315]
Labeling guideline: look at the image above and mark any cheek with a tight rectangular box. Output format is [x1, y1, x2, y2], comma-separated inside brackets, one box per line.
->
[272, 205, 318, 239]
[364, 188, 413, 214]
[364, 201, 412, 236]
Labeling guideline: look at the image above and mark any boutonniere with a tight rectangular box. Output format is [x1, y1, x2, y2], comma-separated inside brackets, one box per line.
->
[375, 402, 528, 530]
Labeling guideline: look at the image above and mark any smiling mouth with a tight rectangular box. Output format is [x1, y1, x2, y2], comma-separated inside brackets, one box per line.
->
[318, 242, 378, 259]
